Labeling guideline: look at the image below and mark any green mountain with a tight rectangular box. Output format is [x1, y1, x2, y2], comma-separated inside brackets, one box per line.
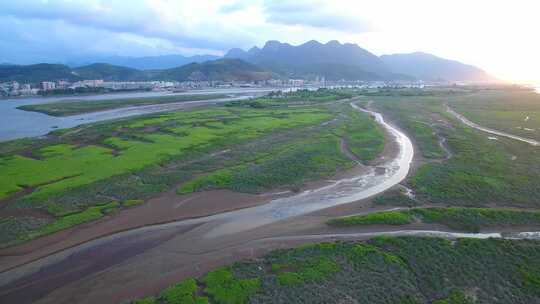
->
[69, 54, 221, 70]
[155, 59, 272, 82]
[72, 63, 147, 81]
[0, 59, 271, 84]
[0, 63, 79, 83]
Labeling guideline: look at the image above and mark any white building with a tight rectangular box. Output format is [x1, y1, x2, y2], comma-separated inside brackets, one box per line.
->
[40, 81, 56, 91]
[288, 79, 305, 87]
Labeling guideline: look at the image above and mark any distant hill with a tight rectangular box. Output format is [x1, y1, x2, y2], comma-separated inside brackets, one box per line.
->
[69, 54, 220, 70]
[225, 40, 399, 80]
[0, 59, 271, 84]
[72, 63, 148, 81]
[0, 64, 79, 83]
[380, 52, 495, 82]
[155, 59, 272, 82]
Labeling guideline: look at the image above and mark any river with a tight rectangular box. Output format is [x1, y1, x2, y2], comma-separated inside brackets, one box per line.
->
[0, 88, 276, 142]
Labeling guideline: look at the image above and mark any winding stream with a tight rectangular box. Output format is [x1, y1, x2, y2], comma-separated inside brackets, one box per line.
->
[447, 105, 540, 146]
[200, 102, 414, 237]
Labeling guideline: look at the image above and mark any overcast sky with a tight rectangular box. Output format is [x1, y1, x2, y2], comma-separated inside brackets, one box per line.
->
[1, 0, 538, 83]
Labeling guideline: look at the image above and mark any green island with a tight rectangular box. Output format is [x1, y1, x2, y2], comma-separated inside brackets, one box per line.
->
[131, 237, 540, 304]
[16, 93, 229, 116]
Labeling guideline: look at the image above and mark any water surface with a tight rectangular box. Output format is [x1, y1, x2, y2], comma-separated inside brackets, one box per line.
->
[0, 88, 274, 142]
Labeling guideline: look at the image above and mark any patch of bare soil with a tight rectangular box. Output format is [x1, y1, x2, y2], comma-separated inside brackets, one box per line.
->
[0, 189, 269, 272]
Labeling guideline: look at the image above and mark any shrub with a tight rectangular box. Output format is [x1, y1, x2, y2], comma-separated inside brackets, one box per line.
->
[159, 278, 208, 304]
[328, 211, 414, 226]
[122, 199, 144, 207]
[203, 268, 260, 304]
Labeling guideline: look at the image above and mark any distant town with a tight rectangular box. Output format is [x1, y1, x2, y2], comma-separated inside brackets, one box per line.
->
[0, 77, 428, 98]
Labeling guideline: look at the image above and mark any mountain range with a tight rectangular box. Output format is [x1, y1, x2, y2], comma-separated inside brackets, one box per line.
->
[0, 40, 496, 84]
[225, 40, 395, 80]
[225, 40, 493, 82]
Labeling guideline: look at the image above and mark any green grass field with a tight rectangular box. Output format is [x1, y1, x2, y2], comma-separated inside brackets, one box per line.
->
[328, 207, 540, 232]
[16, 93, 229, 116]
[131, 237, 540, 304]
[0, 107, 331, 202]
[369, 96, 447, 159]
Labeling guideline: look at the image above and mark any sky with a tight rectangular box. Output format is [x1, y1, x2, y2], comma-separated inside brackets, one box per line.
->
[0, 0, 539, 83]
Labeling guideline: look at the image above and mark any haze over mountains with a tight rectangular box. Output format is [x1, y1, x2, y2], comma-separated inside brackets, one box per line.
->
[380, 52, 494, 82]
[0, 40, 496, 84]
[225, 40, 396, 80]
[68, 54, 220, 70]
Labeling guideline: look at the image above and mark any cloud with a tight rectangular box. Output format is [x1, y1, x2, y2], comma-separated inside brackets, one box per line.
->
[263, 0, 373, 33]
[0, 0, 258, 55]
[219, 1, 249, 14]
[0, 0, 372, 64]
[0, 17, 182, 64]
[1, 0, 536, 82]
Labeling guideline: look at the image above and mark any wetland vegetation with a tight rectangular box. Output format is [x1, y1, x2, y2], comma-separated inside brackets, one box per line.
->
[328, 207, 540, 232]
[16, 93, 229, 116]
[0, 89, 384, 247]
[131, 237, 540, 304]
[450, 90, 540, 142]
[4, 86, 540, 304]
[367, 88, 540, 207]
